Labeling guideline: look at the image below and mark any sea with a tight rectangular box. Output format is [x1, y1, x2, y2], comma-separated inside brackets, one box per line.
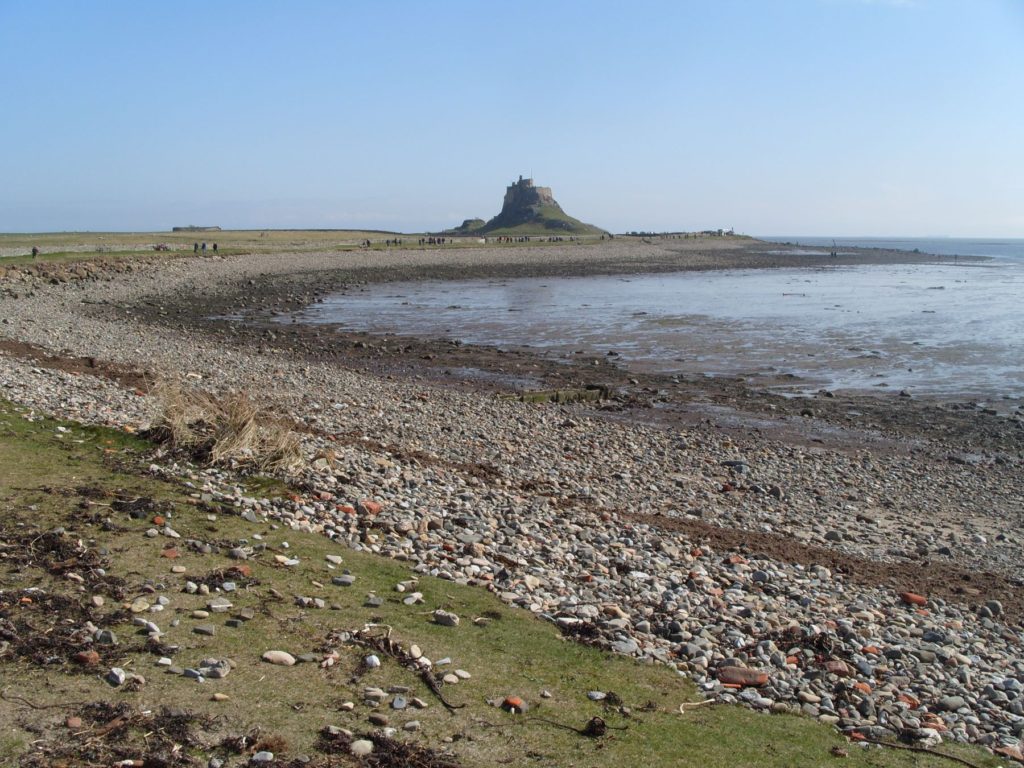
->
[290, 238, 1024, 400]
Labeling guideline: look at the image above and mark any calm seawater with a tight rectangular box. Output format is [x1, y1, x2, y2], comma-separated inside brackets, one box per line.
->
[763, 237, 1024, 263]
[291, 238, 1024, 399]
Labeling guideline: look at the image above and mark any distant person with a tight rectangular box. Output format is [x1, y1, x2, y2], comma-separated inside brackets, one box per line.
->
[194, 242, 199, 253]
[201, 242, 207, 252]
[212, 243, 218, 252]
[31, 246, 39, 257]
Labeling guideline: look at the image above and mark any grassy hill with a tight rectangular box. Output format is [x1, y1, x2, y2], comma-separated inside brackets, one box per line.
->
[446, 218, 487, 235]
[474, 203, 606, 237]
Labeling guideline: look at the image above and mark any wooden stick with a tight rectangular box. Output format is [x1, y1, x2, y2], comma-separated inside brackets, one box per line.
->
[857, 736, 984, 768]
[0, 688, 88, 710]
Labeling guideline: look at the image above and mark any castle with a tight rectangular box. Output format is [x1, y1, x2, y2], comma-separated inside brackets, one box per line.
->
[502, 176, 555, 211]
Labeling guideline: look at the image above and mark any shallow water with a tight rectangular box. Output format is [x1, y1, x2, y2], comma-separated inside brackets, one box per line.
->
[290, 258, 1024, 399]
[762, 236, 1024, 263]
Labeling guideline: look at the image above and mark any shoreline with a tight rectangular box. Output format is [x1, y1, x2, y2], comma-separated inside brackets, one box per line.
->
[1, 239, 1023, 746]
[4, 238, 1020, 570]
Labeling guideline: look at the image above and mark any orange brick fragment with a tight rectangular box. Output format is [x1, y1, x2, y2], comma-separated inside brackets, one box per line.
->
[360, 499, 383, 515]
[717, 667, 769, 687]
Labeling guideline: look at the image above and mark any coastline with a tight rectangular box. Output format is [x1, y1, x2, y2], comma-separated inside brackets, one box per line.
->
[3, 238, 1020, 564]
[1, 238, 1023, 747]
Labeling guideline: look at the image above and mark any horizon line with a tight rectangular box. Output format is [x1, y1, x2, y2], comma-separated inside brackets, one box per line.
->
[1, 228, 1022, 240]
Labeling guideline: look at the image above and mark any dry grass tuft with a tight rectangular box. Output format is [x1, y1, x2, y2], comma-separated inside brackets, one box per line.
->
[149, 382, 303, 474]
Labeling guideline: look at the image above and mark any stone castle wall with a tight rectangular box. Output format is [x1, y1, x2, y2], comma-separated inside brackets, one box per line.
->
[502, 177, 556, 211]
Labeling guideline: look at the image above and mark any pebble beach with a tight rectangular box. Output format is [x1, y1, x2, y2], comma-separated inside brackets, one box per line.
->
[2, 239, 1023, 754]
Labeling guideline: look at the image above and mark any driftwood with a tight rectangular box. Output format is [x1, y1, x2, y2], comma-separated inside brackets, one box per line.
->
[855, 735, 984, 768]
[0, 688, 89, 710]
[349, 624, 465, 711]
[526, 715, 626, 738]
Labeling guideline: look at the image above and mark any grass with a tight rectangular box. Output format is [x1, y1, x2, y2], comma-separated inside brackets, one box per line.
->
[0, 247, 249, 269]
[0, 230, 402, 250]
[0, 398, 1004, 767]
[0, 230, 611, 264]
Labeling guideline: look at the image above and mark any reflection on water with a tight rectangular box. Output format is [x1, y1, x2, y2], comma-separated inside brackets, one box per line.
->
[287, 261, 1024, 398]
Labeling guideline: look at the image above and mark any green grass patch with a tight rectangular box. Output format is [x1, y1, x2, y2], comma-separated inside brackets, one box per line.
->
[0, 248, 249, 268]
[0, 399, 1002, 767]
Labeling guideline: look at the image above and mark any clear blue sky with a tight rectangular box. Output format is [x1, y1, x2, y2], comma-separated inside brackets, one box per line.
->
[1, 0, 1022, 235]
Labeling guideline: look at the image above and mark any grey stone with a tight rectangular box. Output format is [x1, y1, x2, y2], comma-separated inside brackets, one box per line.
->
[207, 597, 232, 613]
[610, 638, 638, 655]
[938, 696, 969, 712]
[433, 609, 459, 626]
[95, 629, 118, 645]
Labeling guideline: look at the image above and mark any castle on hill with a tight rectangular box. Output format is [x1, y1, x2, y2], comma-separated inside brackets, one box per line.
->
[445, 175, 605, 236]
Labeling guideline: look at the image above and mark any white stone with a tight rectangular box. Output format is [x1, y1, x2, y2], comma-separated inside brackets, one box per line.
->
[261, 650, 296, 666]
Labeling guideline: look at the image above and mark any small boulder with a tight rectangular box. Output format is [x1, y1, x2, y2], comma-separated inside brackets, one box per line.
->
[433, 609, 460, 627]
[261, 650, 296, 666]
